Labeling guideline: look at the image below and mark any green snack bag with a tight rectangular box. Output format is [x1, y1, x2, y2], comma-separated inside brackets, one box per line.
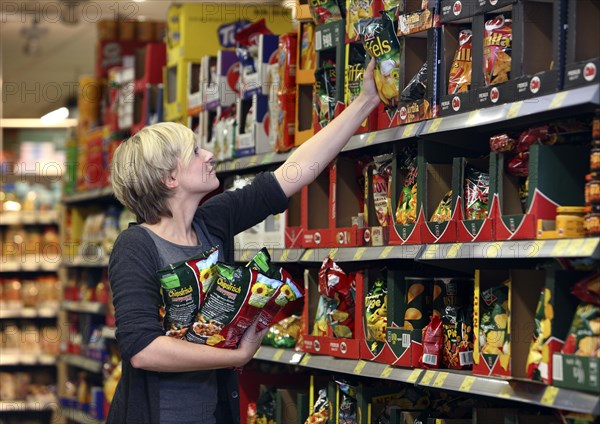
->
[157, 246, 219, 339]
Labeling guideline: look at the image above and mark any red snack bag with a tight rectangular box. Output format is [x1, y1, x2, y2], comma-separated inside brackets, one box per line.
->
[235, 19, 273, 49]
[276, 91, 296, 153]
[278, 33, 298, 91]
[506, 151, 529, 177]
[420, 314, 443, 369]
[372, 154, 393, 227]
[448, 29, 473, 94]
[516, 126, 551, 152]
[489, 133, 516, 153]
[318, 257, 356, 338]
[572, 272, 600, 306]
[483, 15, 512, 86]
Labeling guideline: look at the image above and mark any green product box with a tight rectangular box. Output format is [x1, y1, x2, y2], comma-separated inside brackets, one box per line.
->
[552, 353, 600, 394]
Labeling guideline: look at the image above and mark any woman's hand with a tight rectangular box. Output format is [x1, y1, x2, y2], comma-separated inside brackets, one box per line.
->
[235, 319, 268, 367]
[359, 57, 382, 109]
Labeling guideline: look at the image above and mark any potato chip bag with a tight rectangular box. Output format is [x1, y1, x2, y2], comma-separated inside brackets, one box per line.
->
[562, 303, 600, 357]
[489, 133, 516, 153]
[345, 43, 366, 106]
[464, 166, 490, 220]
[404, 277, 433, 330]
[264, 315, 301, 348]
[357, 14, 402, 108]
[572, 272, 600, 306]
[526, 288, 551, 380]
[430, 190, 453, 222]
[420, 314, 443, 368]
[314, 62, 337, 129]
[246, 248, 303, 332]
[365, 274, 388, 342]
[395, 147, 418, 225]
[401, 62, 428, 102]
[309, 0, 342, 25]
[300, 22, 316, 70]
[347, 0, 375, 42]
[318, 257, 356, 338]
[372, 154, 394, 227]
[479, 280, 510, 364]
[448, 29, 473, 94]
[304, 388, 331, 424]
[278, 32, 298, 91]
[187, 264, 274, 348]
[483, 15, 512, 86]
[157, 247, 219, 339]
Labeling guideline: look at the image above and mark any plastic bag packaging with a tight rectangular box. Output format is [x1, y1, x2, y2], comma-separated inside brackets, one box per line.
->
[464, 166, 490, 220]
[365, 274, 388, 342]
[430, 190, 453, 222]
[483, 15, 512, 86]
[448, 29, 473, 94]
[401, 62, 428, 102]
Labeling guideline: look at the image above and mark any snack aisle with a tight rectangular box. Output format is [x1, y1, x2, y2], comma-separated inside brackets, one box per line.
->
[2, 0, 599, 423]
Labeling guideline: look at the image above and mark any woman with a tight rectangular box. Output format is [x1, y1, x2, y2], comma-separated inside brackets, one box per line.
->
[107, 58, 380, 424]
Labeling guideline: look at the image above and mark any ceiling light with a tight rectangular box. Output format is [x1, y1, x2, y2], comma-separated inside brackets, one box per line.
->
[41, 107, 70, 125]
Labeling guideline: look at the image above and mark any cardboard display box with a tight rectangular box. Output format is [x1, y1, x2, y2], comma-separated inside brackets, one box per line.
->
[492, 144, 589, 241]
[440, 0, 479, 23]
[234, 93, 271, 157]
[553, 354, 600, 394]
[564, 0, 600, 89]
[284, 190, 303, 248]
[295, 21, 316, 147]
[331, 157, 367, 247]
[473, 269, 544, 378]
[164, 58, 200, 122]
[187, 61, 202, 115]
[301, 269, 364, 359]
[453, 156, 495, 242]
[217, 50, 240, 108]
[301, 163, 333, 248]
[200, 55, 219, 111]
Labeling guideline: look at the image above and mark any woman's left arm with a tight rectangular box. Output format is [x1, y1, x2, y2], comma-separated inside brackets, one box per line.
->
[274, 58, 380, 198]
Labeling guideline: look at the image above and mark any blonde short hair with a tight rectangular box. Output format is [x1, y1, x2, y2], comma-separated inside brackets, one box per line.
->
[110, 122, 197, 224]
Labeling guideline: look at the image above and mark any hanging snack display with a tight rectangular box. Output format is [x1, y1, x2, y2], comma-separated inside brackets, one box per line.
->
[395, 146, 418, 225]
[309, 0, 342, 25]
[483, 15, 512, 86]
[464, 166, 490, 220]
[357, 14, 402, 107]
[364, 274, 388, 342]
[157, 247, 220, 339]
[430, 190, 453, 223]
[479, 280, 510, 371]
[448, 29, 473, 94]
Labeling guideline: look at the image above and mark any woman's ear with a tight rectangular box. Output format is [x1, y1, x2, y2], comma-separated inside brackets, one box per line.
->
[165, 173, 178, 189]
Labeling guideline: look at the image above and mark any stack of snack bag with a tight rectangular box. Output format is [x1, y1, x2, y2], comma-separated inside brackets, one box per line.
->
[561, 273, 600, 358]
[312, 257, 356, 339]
[157, 247, 303, 349]
[275, 33, 298, 152]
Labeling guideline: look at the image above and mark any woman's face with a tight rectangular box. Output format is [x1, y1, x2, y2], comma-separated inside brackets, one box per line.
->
[175, 145, 219, 195]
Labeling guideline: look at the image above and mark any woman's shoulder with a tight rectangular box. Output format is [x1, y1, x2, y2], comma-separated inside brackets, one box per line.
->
[113, 224, 154, 253]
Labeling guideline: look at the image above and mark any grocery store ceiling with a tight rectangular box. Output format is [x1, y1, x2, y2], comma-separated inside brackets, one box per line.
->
[1, 0, 289, 119]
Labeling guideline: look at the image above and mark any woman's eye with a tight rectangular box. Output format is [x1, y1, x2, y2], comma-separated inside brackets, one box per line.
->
[193, 146, 199, 155]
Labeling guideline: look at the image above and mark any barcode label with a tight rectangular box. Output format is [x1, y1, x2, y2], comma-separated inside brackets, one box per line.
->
[402, 333, 411, 348]
[423, 354, 438, 366]
[315, 31, 322, 51]
[459, 351, 473, 366]
[552, 354, 564, 382]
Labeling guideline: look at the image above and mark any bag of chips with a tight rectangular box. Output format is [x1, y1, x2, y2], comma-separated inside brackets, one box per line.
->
[420, 314, 443, 368]
[304, 388, 331, 424]
[278, 33, 298, 92]
[401, 62, 428, 102]
[365, 274, 388, 342]
[515, 126, 551, 152]
[464, 166, 490, 220]
[489, 133, 516, 153]
[309, 0, 342, 25]
[372, 154, 394, 227]
[448, 29, 473, 94]
[357, 14, 402, 108]
[347, 0, 375, 42]
[345, 43, 366, 106]
[506, 151, 529, 177]
[441, 305, 474, 370]
[404, 277, 433, 330]
[300, 22, 316, 70]
[483, 15, 512, 86]
[479, 280, 510, 370]
[526, 287, 553, 380]
[395, 148, 418, 225]
[157, 247, 219, 339]
[187, 264, 275, 348]
[264, 315, 301, 348]
[314, 62, 337, 129]
[318, 257, 356, 338]
[430, 190, 453, 222]
[336, 379, 358, 424]
[562, 273, 600, 357]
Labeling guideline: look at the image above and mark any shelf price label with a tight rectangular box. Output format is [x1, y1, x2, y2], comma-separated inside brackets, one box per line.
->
[403, 124, 418, 138]
[581, 238, 599, 256]
[549, 91, 568, 110]
[506, 101, 523, 119]
[329, 248, 338, 259]
[365, 132, 377, 145]
[301, 250, 315, 262]
[565, 238, 585, 257]
[429, 118, 443, 133]
[246, 156, 259, 167]
[300, 353, 311, 366]
[353, 247, 366, 261]
[380, 246, 394, 259]
[422, 245, 439, 260]
[273, 349, 284, 362]
[551, 239, 571, 257]
[289, 353, 303, 365]
[541, 386, 559, 406]
[353, 360, 367, 375]
[459, 376, 476, 392]
[446, 243, 462, 259]
[380, 366, 394, 378]
[433, 372, 448, 388]
[279, 249, 290, 262]
[421, 370, 436, 385]
[261, 153, 274, 165]
[407, 369, 421, 383]
[498, 384, 512, 399]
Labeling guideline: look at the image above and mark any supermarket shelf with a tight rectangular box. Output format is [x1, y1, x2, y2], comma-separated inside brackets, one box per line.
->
[62, 256, 110, 268]
[1, 259, 60, 272]
[252, 347, 599, 415]
[63, 187, 114, 204]
[0, 210, 59, 225]
[0, 306, 58, 319]
[101, 326, 116, 340]
[61, 301, 107, 315]
[300, 245, 422, 263]
[0, 400, 57, 412]
[0, 353, 57, 366]
[415, 369, 600, 416]
[421, 85, 600, 137]
[342, 123, 423, 152]
[235, 248, 306, 264]
[62, 408, 103, 424]
[417, 238, 600, 262]
[215, 151, 292, 174]
[60, 354, 103, 374]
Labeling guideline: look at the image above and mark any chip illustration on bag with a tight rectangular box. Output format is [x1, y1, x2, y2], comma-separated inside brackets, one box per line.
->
[483, 15, 512, 86]
[448, 29, 473, 94]
[365, 276, 388, 342]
